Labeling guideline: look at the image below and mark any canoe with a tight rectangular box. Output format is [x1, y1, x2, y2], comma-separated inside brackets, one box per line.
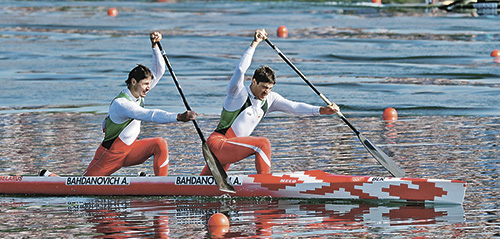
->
[0, 170, 466, 204]
[439, 0, 499, 12]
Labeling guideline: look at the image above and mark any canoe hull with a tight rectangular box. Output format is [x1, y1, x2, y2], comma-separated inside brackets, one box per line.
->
[0, 170, 466, 204]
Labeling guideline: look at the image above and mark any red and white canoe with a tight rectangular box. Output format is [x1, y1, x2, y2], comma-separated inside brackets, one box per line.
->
[0, 170, 466, 204]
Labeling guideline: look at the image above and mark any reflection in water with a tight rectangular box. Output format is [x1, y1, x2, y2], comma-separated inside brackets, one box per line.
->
[0, 197, 466, 238]
[0, 113, 499, 237]
[1, 0, 499, 237]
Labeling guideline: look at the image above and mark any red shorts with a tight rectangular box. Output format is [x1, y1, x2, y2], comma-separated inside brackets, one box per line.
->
[200, 131, 271, 175]
[83, 137, 169, 176]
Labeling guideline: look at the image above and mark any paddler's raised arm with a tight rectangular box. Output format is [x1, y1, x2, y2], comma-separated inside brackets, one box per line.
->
[151, 31, 162, 48]
[149, 31, 166, 90]
[250, 28, 267, 49]
[227, 29, 267, 95]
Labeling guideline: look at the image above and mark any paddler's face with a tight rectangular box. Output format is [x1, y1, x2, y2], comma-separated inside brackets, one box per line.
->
[251, 79, 274, 100]
[130, 77, 152, 98]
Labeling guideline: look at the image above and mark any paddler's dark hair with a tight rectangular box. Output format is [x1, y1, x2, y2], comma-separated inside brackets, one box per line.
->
[253, 65, 276, 84]
[125, 64, 153, 86]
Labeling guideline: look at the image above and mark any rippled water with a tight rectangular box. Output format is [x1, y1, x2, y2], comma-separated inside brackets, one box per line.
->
[1, 113, 498, 238]
[0, 0, 499, 238]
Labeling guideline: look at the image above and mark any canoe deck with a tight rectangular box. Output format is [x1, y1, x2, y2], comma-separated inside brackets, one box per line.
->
[0, 170, 466, 204]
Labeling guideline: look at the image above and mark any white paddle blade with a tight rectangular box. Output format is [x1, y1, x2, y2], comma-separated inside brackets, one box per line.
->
[358, 134, 405, 177]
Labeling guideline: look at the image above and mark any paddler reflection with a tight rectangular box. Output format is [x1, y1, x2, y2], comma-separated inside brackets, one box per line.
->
[67, 198, 464, 238]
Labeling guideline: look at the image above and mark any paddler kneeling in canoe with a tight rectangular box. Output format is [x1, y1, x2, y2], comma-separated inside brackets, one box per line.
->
[200, 29, 340, 176]
[60, 32, 195, 177]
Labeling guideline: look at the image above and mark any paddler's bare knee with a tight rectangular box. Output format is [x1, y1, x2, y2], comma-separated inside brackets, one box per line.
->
[152, 137, 168, 152]
[256, 137, 271, 151]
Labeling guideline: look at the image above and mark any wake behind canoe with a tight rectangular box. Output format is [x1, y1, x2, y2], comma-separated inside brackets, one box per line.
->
[0, 170, 466, 204]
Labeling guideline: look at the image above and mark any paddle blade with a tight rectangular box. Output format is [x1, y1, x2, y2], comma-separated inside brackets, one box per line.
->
[357, 134, 405, 177]
[202, 143, 236, 193]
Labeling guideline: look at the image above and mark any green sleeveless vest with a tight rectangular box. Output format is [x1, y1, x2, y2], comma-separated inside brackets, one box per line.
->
[215, 96, 268, 135]
[103, 92, 144, 143]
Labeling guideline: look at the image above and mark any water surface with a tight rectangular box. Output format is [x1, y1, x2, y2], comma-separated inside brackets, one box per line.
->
[0, 0, 499, 238]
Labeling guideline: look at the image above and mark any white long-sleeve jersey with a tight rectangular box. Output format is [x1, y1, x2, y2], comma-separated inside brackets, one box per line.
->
[215, 46, 321, 137]
[103, 46, 177, 146]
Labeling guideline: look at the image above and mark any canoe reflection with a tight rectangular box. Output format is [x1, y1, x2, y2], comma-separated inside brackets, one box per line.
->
[67, 198, 465, 238]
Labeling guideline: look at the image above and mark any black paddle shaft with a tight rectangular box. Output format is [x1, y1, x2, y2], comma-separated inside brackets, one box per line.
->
[157, 42, 235, 192]
[157, 43, 206, 143]
[265, 39, 360, 135]
[265, 38, 405, 177]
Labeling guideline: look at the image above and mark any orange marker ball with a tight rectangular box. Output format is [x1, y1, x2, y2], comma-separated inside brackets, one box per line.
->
[108, 8, 118, 17]
[383, 107, 398, 122]
[209, 225, 229, 236]
[491, 49, 500, 57]
[208, 213, 230, 236]
[372, 0, 382, 4]
[208, 213, 229, 227]
[277, 25, 288, 38]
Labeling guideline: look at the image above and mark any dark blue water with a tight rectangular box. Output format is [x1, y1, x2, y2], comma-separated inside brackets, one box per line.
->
[1, 0, 499, 116]
[0, 0, 499, 238]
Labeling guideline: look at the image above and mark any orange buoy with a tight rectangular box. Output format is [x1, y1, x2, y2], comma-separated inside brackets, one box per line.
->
[277, 25, 288, 38]
[208, 213, 230, 236]
[491, 49, 500, 57]
[383, 107, 398, 122]
[107, 8, 118, 17]
[209, 225, 229, 236]
[372, 0, 382, 4]
[208, 213, 229, 227]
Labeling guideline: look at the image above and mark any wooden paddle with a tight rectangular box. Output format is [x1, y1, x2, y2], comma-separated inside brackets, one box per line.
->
[265, 38, 405, 177]
[157, 42, 235, 193]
